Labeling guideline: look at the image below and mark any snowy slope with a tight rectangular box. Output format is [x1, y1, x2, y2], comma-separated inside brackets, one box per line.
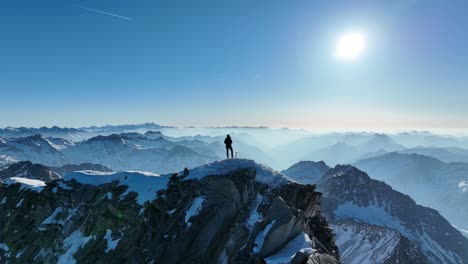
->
[63, 170, 168, 205]
[182, 159, 293, 187]
[4, 177, 46, 192]
[332, 221, 425, 264]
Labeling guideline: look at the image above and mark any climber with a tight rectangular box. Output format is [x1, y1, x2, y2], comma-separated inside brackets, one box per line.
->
[224, 134, 234, 159]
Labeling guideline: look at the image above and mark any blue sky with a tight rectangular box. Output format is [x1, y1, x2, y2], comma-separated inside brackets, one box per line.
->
[1, 0, 468, 130]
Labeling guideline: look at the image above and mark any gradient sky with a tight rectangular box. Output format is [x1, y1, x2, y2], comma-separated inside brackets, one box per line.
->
[1, 0, 468, 129]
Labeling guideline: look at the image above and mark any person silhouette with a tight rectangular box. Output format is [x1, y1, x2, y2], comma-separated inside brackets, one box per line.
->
[224, 134, 234, 159]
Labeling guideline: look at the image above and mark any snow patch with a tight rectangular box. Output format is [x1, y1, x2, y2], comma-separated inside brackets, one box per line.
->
[253, 220, 277, 254]
[185, 196, 206, 229]
[458, 181, 468, 192]
[105, 192, 113, 200]
[0, 243, 9, 252]
[4, 177, 46, 192]
[103, 229, 121, 253]
[15, 198, 24, 208]
[57, 230, 95, 264]
[264, 232, 314, 264]
[245, 194, 263, 232]
[41, 207, 64, 225]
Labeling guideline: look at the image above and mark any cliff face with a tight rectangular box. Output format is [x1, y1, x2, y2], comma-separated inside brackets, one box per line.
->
[0, 161, 339, 264]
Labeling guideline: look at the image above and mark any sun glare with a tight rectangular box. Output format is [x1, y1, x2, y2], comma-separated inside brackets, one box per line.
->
[335, 32, 366, 60]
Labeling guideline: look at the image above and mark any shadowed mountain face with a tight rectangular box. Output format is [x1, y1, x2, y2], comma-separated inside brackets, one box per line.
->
[50, 163, 113, 176]
[0, 161, 60, 182]
[353, 153, 468, 232]
[282, 161, 468, 264]
[0, 160, 339, 264]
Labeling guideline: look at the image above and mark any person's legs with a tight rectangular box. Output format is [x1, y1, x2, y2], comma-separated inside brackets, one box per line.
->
[229, 146, 234, 158]
[226, 146, 229, 159]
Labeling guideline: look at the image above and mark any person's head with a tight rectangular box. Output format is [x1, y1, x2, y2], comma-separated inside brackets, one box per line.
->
[227, 134, 230, 138]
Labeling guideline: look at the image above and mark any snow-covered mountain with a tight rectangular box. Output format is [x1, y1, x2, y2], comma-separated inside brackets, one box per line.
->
[0, 161, 60, 182]
[0, 159, 339, 264]
[353, 152, 468, 232]
[281, 161, 330, 184]
[0, 133, 228, 173]
[62, 134, 220, 173]
[281, 161, 468, 263]
[332, 221, 426, 264]
[0, 134, 69, 166]
[318, 165, 468, 264]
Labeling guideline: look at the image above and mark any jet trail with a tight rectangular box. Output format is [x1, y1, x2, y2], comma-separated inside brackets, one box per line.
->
[72, 4, 132, 21]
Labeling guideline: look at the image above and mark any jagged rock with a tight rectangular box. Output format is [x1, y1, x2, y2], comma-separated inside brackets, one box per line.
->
[0, 161, 339, 264]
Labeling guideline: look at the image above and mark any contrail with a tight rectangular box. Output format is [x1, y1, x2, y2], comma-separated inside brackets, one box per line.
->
[71, 4, 132, 21]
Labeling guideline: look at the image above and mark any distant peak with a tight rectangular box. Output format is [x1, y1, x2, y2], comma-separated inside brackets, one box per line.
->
[87, 134, 125, 143]
[323, 164, 371, 182]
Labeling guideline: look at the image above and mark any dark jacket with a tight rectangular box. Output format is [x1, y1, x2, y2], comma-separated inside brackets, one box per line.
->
[224, 136, 233, 146]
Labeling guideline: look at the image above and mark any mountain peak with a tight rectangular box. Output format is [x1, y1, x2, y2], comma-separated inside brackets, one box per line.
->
[86, 134, 126, 144]
[144, 130, 164, 137]
[324, 164, 371, 181]
[182, 159, 292, 188]
[281, 160, 330, 184]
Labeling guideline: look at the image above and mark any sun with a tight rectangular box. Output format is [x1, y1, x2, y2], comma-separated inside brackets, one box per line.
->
[335, 32, 366, 60]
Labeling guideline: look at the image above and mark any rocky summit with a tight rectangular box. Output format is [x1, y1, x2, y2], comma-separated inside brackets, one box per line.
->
[0, 159, 339, 264]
